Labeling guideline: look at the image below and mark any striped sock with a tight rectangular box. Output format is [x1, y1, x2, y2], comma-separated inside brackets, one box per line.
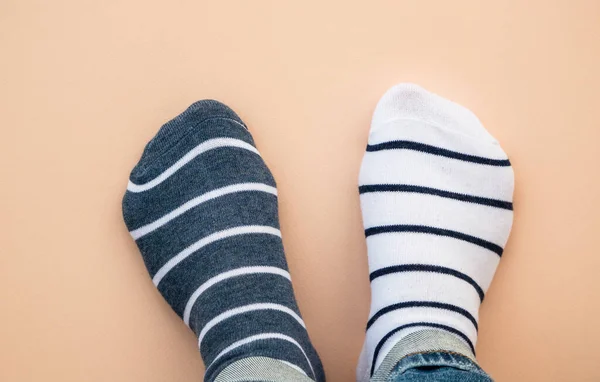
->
[122, 100, 324, 382]
[356, 84, 514, 381]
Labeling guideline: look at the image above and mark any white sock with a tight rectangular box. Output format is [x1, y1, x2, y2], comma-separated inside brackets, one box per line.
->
[356, 84, 514, 381]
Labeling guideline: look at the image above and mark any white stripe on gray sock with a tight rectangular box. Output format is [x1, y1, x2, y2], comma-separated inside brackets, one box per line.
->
[152, 226, 281, 286]
[127, 137, 259, 193]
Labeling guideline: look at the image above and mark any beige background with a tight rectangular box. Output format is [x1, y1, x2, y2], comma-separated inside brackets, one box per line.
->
[1, 1, 600, 381]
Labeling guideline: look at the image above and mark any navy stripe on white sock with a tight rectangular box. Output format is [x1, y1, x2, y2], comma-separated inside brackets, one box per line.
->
[359, 184, 513, 210]
[365, 225, 504, 256]
[366, 140, 511, 166]
[366, 301, 479, 331]
[370, 264, 485, 302]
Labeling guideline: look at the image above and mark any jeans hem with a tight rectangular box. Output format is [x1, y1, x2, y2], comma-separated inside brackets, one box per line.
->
[387, 352, 492, 381]
[370, 329, 477, 382]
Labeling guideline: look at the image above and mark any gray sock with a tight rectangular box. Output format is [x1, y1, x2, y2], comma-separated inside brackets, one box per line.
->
[122, 100, 325, 382]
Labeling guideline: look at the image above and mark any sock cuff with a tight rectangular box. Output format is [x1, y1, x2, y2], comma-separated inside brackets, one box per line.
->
[214, 356, 315, 382]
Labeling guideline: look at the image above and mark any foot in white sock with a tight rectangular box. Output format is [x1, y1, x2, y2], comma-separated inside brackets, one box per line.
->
[356, 84, 514, 381]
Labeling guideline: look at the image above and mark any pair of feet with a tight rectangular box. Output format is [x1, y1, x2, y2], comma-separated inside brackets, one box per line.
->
[122, 84, 514, 382]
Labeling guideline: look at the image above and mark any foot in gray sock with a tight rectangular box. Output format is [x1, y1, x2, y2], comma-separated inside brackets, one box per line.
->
[122, 100, 325, 381]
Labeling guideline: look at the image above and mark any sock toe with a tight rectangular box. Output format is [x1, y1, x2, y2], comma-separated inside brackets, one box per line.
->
[145, 99, 247, 156]
[371, 83, 496, 143]
[169, 99, 247, 132]
[129, 100, 253, 184]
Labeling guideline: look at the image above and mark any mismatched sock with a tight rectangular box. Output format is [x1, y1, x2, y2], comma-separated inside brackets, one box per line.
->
[122, 100, 324, 382]
[357, 84, 514, 380]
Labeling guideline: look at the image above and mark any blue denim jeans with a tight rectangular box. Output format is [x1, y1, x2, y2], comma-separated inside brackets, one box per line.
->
[387, 353, 492, 382]
[363, 329, 493, 382]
